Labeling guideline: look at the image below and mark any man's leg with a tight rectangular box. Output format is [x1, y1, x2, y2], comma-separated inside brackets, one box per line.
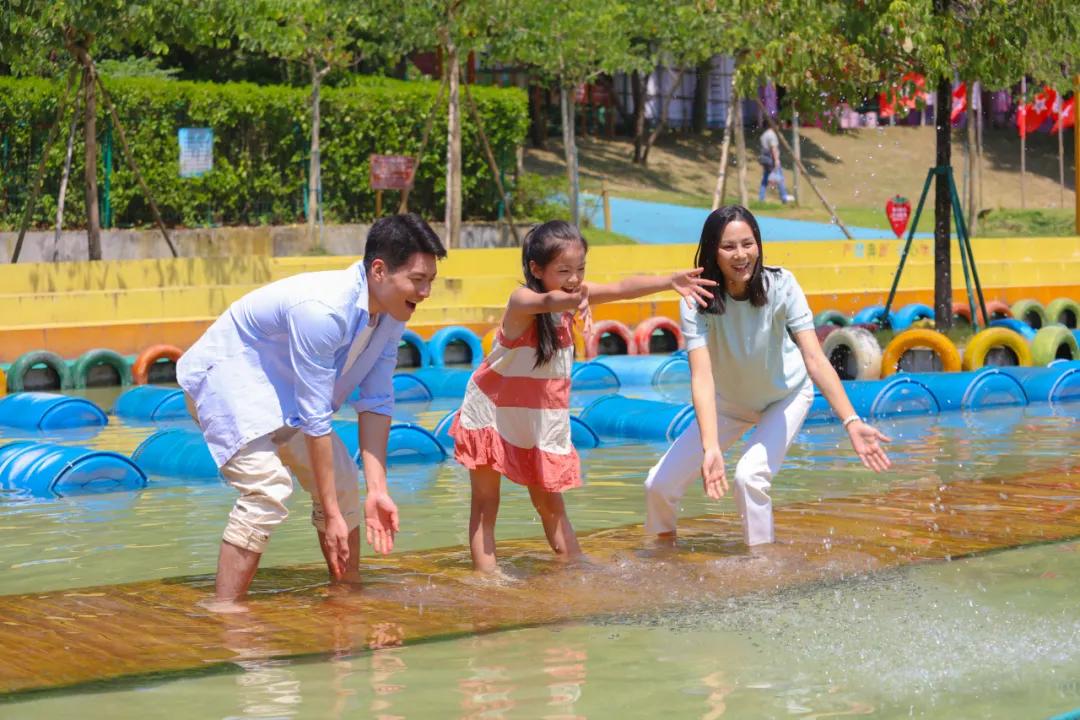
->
[217, 435, 295, 602]
[759, 165, 770, 201]
[280, 432, 363, 582]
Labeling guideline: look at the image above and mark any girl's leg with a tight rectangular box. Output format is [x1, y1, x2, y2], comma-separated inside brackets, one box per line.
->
[469, 466, 502, 572]
[644, 412, 749, 536]
[731, 384, 814, 546]
[527, 486, 582, 560]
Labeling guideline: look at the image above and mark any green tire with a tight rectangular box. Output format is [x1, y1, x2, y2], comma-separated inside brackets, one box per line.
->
[1031, 325, 1080, 365]
[7, 350, 73, 392]
[1045, 297, 1080, 329]
[71, 348, 133, 389]
[1010, 299, 1048, 330]
[813, 310, 851, 328]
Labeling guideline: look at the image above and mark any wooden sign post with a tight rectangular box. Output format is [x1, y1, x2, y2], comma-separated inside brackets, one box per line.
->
[369, 155, 417, 217]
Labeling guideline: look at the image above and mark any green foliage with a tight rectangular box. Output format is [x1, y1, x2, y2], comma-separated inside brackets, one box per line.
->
[0, 75, 528, 229]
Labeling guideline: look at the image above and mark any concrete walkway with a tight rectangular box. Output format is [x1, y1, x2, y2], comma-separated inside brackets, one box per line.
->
[584, 195, 932, 244]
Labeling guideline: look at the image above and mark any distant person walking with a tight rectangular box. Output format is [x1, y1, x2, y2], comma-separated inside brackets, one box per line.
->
[758, 126, 793, 204]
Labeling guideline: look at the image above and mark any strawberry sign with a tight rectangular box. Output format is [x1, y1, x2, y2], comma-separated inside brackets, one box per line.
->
[885, 195, 912, 238]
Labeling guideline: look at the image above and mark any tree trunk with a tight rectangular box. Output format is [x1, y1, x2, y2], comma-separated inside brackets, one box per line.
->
[1058, 102, 1065, 208]
[631, 70, 645, 163]
[1020, 76, 1026, 210]
[965, 81, 977, 235]
[560, 85, 580, 226]
[732, 91, 748, 206]
[55, 85, 81, 257]
[307, 60, 325, 249]
[711, 100, 734, 210]
[641, 67, 685, 165]
[445, 42, 462, 248]
[933, 73, 953, 330]
[529, 84, 547, 149]
[83, 63, 102, 261]
[791, 108, 801, 205]
[691, 59, 710, 135]
[976, 83, 985, 229]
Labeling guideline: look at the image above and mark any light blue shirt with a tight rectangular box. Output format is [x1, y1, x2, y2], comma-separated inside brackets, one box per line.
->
[177, 261, 404, 466]
[681, 267, 814, 414]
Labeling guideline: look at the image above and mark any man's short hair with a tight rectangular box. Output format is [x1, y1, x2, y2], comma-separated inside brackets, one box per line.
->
[364, 214, 447, 273]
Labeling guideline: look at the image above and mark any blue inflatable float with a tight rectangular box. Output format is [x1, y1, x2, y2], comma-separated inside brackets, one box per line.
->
[428, 326, 483, 368]
[392, 368, 472, 403]
[113, 386, 190, 422]
[333, 419, 448, 465]
[131, 428, 219, 480]
[0, 392, 108, 431]
[1001, 361, 1080, 404]
[585, 354, 690, 389]
[580, 395, 695, 442]
[0, 441, 146, 498]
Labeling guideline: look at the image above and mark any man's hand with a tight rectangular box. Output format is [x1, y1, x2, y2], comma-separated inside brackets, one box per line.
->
[324, 513, 350, 580]
[702, 446, 728, 500]
[365, 492, 399, 555]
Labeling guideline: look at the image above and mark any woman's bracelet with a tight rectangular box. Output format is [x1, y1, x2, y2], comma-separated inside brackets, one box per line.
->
[841, 414, 861, 429]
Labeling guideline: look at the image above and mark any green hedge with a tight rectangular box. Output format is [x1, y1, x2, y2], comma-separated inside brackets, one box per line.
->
[0, 75, 528, 229]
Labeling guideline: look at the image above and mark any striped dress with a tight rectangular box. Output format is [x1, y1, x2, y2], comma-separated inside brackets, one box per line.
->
[449, 312, 580, 492]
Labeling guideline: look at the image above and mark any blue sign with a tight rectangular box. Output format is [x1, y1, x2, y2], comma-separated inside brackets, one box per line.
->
[178, 127, 213, 177]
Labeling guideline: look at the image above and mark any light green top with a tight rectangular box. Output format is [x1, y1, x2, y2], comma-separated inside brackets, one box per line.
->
[681, 267, 814, 414]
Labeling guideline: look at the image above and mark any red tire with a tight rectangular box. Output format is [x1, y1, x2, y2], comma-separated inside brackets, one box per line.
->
[132, 344, 184, 385]
[632, 316, 684, 354]
[953, 300, 1012, 325]
[586, 320, 636, 358]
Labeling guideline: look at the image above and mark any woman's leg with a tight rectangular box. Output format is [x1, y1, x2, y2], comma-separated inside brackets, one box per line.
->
[527, 486, 582, 560]
[758, 165, 771, 201]
[731, 385, 814, 546]
[644, 412, 749, 537]
[469, 466, 502, 572]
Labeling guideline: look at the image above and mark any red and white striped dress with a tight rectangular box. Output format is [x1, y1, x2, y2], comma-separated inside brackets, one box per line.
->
[449, 312, 580, 492]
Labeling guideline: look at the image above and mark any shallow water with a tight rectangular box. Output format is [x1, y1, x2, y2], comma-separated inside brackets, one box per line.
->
[0, 384, 1078, 716]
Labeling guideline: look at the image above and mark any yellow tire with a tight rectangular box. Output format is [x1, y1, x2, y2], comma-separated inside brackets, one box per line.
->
[880, 329, 962, 377]
[961, 327, 1034, 370]
[482, 326, 499, 355]
[0, 367, 6, 397]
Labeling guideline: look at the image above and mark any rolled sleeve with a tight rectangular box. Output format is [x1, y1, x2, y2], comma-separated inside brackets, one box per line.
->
[782, 271, 815, 333]
[350, 327, 401, 417]
[680, 299, 709, 351]
[286, 300, 347, 437]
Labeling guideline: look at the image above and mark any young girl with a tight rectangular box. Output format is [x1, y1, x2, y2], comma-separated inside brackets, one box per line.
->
[451, 220, 716, 573]
[644, 205, 891, 547]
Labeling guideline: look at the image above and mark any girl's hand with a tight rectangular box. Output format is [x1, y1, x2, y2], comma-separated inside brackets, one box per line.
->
[671, 268, 716, 308]
[848, 421, 892, 472]
[571, 285, 592, 337]
[701, 447, 728, 499]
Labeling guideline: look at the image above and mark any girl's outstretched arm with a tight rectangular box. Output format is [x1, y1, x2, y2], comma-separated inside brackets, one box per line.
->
[688, 345, 728, 499]
[585, 269, 715, 307]
[792, 329, 892, 472]
[502, 286, 589, 338]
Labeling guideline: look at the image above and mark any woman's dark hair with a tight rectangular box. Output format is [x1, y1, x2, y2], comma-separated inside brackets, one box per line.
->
[521, 220, 588, 367]
[694, 204, 776, 314]
[364, 213, 447, 273]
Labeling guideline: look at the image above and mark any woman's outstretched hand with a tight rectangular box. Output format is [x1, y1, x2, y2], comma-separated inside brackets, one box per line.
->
[701, 446, 728, 499]
[848, 421, 892, 472]
[671, 268, 716, 308]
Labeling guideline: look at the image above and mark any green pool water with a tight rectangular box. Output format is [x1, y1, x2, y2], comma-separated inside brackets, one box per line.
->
[0, 386, 1078, 717]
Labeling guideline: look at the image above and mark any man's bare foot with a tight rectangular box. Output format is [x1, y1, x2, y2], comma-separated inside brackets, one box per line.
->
[197, 597, 251, 614]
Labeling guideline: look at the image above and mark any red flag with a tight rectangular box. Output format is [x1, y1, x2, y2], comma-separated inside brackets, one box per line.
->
[950, 82, 967, 123]
[1052, 96, 1075, 134]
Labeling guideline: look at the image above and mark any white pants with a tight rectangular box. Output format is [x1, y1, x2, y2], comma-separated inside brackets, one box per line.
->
[644, 383, 814, 546]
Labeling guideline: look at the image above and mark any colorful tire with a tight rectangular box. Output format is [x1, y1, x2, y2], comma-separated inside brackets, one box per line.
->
[428, 326, 482, 368]
[821, 326, 882, 380]
[962, 328, 1034, 370]
[632, 316, 683, 354]
[852, 305, 892, 327]
[6, 350, 73, 392]
[0, 368, 5, 398]
[891, 303, 934, 332]
[813, 310, 850, 328]
[71, 349, 132, 389]
[1010, 299, 1047, 330]
[879, 329, 962, 377]
[482, 326, 499, 356]
[1031, 325, 1080, 365]
[586, 320, 636, 358]
[815, 325, 840, 343]
[131, 344, 183, 385]
[989, 317, 1037, 341]
[953, 299, 1012, 325]
[397, 330, 430, 368]
[1045, 297, 1080, 329]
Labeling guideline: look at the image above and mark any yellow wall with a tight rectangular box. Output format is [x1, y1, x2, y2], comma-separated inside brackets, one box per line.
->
[2, 236, 1078, 361]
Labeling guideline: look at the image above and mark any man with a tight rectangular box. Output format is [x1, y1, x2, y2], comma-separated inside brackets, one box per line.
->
[178, 213, 446, 607]
[758, 125, 794, 204]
